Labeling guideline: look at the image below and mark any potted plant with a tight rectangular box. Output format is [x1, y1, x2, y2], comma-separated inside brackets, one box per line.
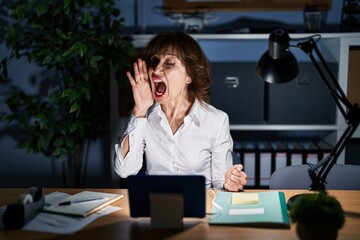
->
[0, 0, 133, 187]
[289, 192, 345, 240]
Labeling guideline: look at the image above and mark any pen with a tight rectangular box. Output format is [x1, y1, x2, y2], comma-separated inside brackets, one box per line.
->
[57, 196, 109, 206]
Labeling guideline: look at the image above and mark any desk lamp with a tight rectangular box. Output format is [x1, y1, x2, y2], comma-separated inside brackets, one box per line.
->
[256, 28, 360, 205]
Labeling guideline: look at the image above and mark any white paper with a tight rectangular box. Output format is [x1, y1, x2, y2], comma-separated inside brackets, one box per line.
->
[0, 191, 122, 235]
[275, 152, 287, 170]
[291, 153, 303, 166]
[43, 191, 123, 217]
[23, 205, 121, 235]
[306, 153, 319, 165]
[260, 152, 272, 186]
[228, 208, 265, 215]
[244, 152, 256, 186]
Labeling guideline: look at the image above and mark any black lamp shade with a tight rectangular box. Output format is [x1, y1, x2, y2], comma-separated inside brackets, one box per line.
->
[256, 51, 299, 84]
[256, 29, 300, 84]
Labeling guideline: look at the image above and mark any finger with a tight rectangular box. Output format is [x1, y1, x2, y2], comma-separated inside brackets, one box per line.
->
[126, 71, 136, 86]
[231, 168, 241, 176]
[234, 164, 243, 172]
[231, 169, 246, 178]
[137, 59, 147, 83]
[137, 59, 144, 81]
[230, 178, 244, 191]
[229, 171, 247, 185]
[133, 62, 140, 82]
[228, 174, 242, 184]
[227, 165, 242, 177]
[142, 60, 148, 81]
[241, 178, 247, 186]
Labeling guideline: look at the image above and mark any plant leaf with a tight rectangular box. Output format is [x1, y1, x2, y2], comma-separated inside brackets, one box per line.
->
[69, 123, 77, 133]
[69, 102, 79, 113]
[72, 41, 87, 58]
[36, 4, 48, 16]
[61, 89, 72, 98]
[42, 54, 53, 65]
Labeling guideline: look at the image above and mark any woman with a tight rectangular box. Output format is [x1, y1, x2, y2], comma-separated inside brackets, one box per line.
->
[114, 31, 247, 191]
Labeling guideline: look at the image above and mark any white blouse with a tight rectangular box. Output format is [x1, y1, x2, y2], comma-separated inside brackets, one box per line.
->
[114, 100, 234, 189]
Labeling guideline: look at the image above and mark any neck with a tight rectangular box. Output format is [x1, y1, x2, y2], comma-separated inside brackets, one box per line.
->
[162, 100, 192, 134]
[161, 98, 191, 122]
[162, 77, 191, 133]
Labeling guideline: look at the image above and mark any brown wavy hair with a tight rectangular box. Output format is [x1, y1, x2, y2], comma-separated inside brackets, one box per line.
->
[142, 31, 211, 104]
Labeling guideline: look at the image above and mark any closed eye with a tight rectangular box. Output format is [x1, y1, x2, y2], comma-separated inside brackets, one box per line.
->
[164, 62, 175, 68]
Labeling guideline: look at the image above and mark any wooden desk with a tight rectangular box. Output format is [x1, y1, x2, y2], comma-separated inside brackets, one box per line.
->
[1, 189, 360, 239]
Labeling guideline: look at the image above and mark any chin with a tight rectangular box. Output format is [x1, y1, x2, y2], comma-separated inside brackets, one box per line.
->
[153, 92, 167, 103]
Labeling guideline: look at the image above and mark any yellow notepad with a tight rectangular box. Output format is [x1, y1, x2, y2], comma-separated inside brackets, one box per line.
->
[232, 192, 259, 204]
[44, 191, 123, 217]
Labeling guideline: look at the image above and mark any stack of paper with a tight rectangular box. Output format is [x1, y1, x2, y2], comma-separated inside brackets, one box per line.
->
[43, 191, 123, 217]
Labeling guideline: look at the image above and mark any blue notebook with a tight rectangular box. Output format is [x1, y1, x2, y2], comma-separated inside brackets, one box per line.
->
[209, 191, 290, 229]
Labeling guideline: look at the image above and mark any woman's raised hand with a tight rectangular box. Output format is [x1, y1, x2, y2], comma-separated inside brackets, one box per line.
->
[126, 58, 154, 117]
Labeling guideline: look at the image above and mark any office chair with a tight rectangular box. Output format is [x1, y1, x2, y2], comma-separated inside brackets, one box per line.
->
[269, 164, 360, 190]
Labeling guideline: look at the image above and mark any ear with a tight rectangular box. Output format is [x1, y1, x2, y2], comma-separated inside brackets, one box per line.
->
[186, 76, 191, 84]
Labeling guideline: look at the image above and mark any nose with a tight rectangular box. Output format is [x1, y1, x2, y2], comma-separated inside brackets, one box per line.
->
[152, 61, 163, 75]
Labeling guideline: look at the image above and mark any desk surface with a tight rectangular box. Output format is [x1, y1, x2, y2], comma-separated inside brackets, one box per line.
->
[1, 189, 360, 240]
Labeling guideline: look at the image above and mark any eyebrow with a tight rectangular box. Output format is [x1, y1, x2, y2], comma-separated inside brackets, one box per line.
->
[151, 54, 180, 62]
[164, 52, 178, 56]
[152, 50, 179, 57]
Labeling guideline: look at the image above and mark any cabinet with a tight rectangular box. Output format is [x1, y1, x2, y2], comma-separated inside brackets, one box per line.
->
[210, 62, 337, 125]
[110, 32, 360, 187]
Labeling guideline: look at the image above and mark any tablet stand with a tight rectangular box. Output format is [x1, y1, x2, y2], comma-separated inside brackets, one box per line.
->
[150, 193, 184, 229]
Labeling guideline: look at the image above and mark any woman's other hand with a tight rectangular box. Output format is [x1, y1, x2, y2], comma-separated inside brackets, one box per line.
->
[224, 164, 247, 192]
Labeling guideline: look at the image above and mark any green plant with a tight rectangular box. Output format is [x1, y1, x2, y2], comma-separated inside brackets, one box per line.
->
[0, 0, 133, 187]
[290, 193, 345, 240]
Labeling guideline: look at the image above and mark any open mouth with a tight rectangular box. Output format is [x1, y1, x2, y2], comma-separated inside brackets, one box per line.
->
[154, 79, 166, 97]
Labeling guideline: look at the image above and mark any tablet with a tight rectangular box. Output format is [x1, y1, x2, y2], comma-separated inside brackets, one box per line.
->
[127, 175, 206, 218]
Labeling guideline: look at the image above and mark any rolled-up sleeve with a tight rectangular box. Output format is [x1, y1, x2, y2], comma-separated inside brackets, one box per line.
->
[210, 113, 233, 189]
[114, 116, 147, 178]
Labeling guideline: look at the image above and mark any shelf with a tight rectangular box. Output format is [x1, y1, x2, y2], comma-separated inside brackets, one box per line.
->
[229, 125, 339, 131]
[131, 32, 360, 48]
[164, 0, 331, 12]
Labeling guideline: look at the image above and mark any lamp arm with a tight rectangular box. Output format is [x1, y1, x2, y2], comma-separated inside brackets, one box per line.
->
[296, 37, 360, 191]
[297, 38, 352, 117]
[308, 124, 357, 191]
